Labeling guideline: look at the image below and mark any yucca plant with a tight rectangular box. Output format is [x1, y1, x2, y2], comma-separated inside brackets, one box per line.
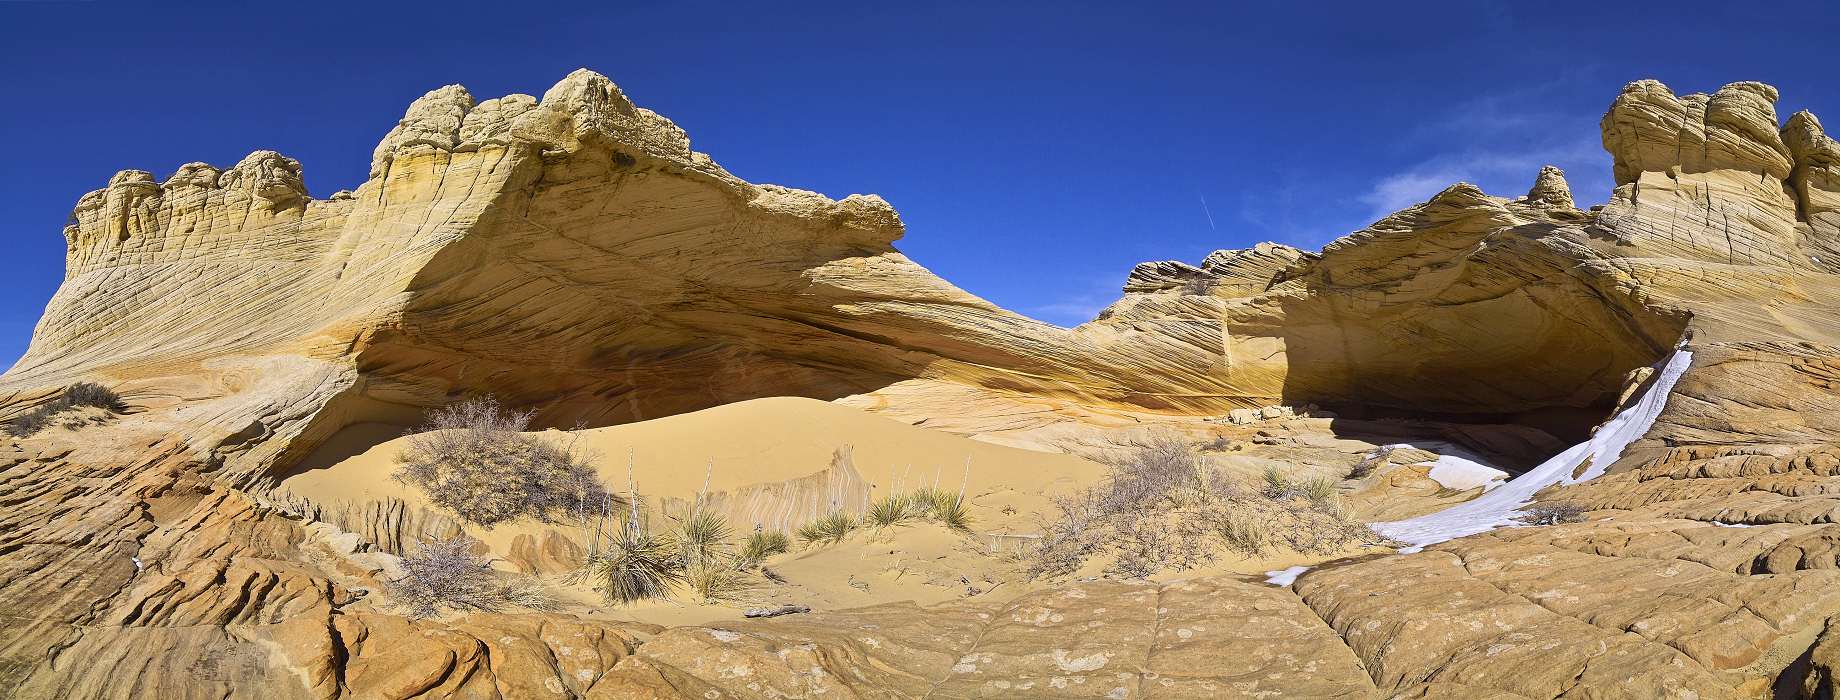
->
[671, 507, 733, 569]
[590, 523, 683, 604]
[797, 511, 857, 546]
[867, 492, 918, 528]
[1261, 466, 1291, 499]
[740, 530, 791, 566]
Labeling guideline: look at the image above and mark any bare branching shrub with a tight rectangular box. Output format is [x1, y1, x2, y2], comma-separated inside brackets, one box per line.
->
[1110, 521, 1170, 579]
[1348, 446, 1396, 479]
[388, 536, 554, 619]
[1517, 501, 1588, 526]
[6, 382, 126, 437]
[1101, 436, 1205, 511]
[1199, 435, 1236, 452]
[1030, 437, 1380, 580]
[396, 397, 609, 527]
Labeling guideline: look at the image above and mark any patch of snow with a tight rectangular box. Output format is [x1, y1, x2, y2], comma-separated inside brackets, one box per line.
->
[1264, 566, 1310, 586]
[1426, 452, 1511, 491]
[1372, 346, 1694, 548]
[1379, 442, 1510, 491]
[1711, 522, 1756, 528]
[1395, 546, 1424, 554]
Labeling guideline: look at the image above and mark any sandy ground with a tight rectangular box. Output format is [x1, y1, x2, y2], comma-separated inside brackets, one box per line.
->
[285, 396, 1106, 534]
[282, 397, 1114, 625]
[281, 396, 1492, 627]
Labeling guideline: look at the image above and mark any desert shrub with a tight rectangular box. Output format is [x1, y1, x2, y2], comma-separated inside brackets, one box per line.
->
[4, 410, 52, 438]
[867, 492, 918, 528]
[1109, 522, 1170, 579]
[740, 530, 791, 566]
[1030, 438, 1380, 580]
[1101, 436, 1205, 511]
[1348, 446, 1396, 479]
[5, 382, 126, 437]
[1518, 501, 1588, 526]
[1027, 493, 1105, 579]
[671, 507, 733, 569]
[1180, 277, 1216, 296]
[64, 382, 125, 411]
[1199, 435, 1236, 452]
[396, 396, 609, 527]
[589, 519, 682, 604]
[797, 511, 857, 546]
[388, 536, 553, 619]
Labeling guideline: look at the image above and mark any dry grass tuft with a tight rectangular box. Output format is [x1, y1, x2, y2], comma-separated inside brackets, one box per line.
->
[740, 530, 791, 566]
[867, 492, 919, 528]
[914, 488, 975, 531]
[797, 511, 858, 546]
[685, 562, 754, 603]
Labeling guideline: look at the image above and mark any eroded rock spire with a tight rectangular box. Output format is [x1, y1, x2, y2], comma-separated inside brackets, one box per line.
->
[1524, 165, 1576, 209]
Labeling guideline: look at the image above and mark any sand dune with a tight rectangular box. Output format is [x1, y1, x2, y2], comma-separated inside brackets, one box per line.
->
[283, 396, 1107, 547]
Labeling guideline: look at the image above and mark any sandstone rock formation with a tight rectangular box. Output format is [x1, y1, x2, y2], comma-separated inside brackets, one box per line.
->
[7, 73, 1840, 698]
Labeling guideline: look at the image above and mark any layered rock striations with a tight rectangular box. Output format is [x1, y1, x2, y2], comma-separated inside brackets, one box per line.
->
[8, 74, 1840, 697]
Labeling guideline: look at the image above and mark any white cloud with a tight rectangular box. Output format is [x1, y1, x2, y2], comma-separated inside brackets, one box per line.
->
[1354, 79, 1613, 224]
[1358, 169, 1468, 220]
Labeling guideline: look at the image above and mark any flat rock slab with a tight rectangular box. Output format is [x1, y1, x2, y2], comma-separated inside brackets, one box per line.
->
[603, 578, 1375, 698]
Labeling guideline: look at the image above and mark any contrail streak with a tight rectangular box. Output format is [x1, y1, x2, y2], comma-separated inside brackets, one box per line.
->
[1199, 193, 1217, 231]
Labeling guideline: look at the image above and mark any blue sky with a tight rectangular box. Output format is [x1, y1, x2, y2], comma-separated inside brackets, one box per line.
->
[3, 2, 1837, 366]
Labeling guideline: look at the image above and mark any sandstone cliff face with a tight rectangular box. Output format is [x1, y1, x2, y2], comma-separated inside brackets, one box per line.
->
[7, 73, 1840, 698]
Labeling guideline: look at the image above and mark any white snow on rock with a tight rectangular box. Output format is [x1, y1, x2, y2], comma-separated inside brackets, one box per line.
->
[1371, 346, 1695, 548]
[1265, 566, 1310, 586]
[1423, 449, 1510, 491]
[1370, 442, 1509, 491]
